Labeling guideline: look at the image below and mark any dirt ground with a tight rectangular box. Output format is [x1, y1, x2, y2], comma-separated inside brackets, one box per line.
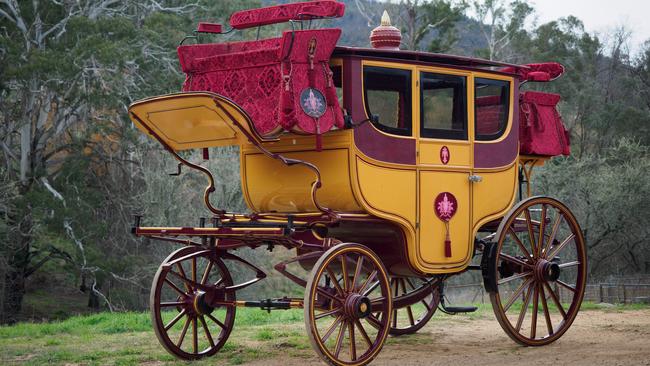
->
[247, 309, 650, 366]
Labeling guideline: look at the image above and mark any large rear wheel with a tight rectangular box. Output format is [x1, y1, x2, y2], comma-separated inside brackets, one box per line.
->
[487, 196, 587, 346]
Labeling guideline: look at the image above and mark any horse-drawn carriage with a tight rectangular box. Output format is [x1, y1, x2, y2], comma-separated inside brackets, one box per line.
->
[129, 2, 586, 365]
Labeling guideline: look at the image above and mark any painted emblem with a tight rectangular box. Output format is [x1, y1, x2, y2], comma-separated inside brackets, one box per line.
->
[434, 192, 457, 222]
[440, 146, 450, 165]
[434, 192, 457, 258]
[300, 88, 326, 118]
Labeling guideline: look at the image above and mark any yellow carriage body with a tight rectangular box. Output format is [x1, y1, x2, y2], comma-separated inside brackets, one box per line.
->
[129, 52, 523, 276]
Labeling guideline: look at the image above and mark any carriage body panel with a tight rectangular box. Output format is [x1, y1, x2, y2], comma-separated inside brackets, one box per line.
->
[238, 54, 520, 274]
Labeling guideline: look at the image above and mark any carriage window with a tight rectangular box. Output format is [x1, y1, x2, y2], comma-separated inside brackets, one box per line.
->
[420, 72, 467, 140]
[475, 78, 510, 141]
[363, 66, 412, 136]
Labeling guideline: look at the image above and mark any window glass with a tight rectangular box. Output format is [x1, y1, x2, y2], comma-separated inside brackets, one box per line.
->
[475, 78, 510, 141]
[420, 72, 467, 140]
[363, 66, 412, 136]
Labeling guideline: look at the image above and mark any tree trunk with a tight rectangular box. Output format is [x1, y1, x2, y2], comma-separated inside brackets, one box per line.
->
[1, 207, 32, 324]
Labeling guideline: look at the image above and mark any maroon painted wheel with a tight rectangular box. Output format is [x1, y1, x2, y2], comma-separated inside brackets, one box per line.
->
[150, 247, 236, 359]
[304, 244, 392, 366]
[386, 277, 440, 336]
[489, 196, 587, 346]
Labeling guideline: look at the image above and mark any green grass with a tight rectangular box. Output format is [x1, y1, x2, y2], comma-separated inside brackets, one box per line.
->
[0, 303, 646, 365]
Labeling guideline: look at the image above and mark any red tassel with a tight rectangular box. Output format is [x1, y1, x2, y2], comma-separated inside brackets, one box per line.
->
[445, 239, 452, 258]
[280, 75, 295, 129]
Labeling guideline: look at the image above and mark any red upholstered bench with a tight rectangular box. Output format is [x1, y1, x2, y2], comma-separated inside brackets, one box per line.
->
[178, 29, 344, 138]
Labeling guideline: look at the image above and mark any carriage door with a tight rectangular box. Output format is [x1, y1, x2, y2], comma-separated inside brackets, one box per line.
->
[416, 70, 473, 268]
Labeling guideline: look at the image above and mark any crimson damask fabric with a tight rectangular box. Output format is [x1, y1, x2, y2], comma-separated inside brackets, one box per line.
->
[177, 29, 344, 137]
[519, 91, 570, 156]
[230, 1, 345, 29]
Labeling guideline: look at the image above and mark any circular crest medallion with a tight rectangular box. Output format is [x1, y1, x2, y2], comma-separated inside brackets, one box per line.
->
[434, 192, 457, 222]
[300, 88, 327, 118]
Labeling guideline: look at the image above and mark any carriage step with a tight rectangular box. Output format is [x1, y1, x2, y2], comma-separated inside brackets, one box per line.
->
[441, 306, 478, 314]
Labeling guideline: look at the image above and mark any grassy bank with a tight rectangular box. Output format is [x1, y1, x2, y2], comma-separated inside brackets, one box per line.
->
[1, 303, 645, 366]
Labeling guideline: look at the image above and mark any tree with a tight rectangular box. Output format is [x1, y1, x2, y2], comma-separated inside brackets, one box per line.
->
[0, 0, 258, 323]
[397, 0, 466, 52]
[471, 0, 533, 61]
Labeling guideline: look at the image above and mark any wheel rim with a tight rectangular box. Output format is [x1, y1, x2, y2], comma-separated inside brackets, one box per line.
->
[305, 244, 392, 366]
[369, 277, 439, 336]
[150, 247, 236, 359]
[490, 197, 587, 346]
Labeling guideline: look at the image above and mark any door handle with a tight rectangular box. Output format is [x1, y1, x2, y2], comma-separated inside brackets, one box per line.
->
[469, 175, 483, 183]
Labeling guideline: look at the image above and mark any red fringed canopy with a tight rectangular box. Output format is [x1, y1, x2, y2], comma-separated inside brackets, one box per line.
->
[230, 0, 345, 30]
[502, 62, 565, 82]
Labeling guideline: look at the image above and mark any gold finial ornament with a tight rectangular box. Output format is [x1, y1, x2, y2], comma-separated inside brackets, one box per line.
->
[380, 10, 391, 26]
[370, 10, 402, 50]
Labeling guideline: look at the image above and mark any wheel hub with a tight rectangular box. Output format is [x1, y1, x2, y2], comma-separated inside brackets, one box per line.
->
[534, 259, 560, 282]
[343, 294, 372, 319]
[192, 291, 216, 316]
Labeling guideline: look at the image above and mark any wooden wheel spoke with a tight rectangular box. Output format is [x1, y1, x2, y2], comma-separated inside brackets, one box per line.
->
[206, 313, 226, 329]
[507, 228, 532, 259]
[406, 305, 415, 326]
[165, 309, 187, 331]
[315, 307, 341, 320]
[192, 257, 197, 284]
[404, 277, 417, 290]
[556, 280, 576, 293]
[176, 263, 192, 292]
[317, 287, 342, 304]
[164, 278, 187, 296]
[531, 282, 539, 339]
[548, 234, 575, 260]
[498, 271, 532, 285]
[200, 260, 214, 285]
[500, 253, 532, 268]
[543, 282, 567, 319]
[351, 256, 364, 292]
[538, 204, 547, 257]
[334, 321, 347, 358]
[356, 319, 373, 347]
[160, 301, 184, 307]
[177, 316, 191, 348]
[421, 299, 432, 311]
[515, 283, 534, 332]
[539, 284, 555, 336]
[349, 321, 357, 361]
[321, 315, 343, 343]
[524, 208, 537, 257]
[340, 254, 349, 291]
[543, 211, 562, 258]
[503, 277, 534, 313]
[359, 270, 378, 295]
[558, 261, 580, 268]
[168, 270, 201, 291]
[326, 267, 346, 296]
[192, 316, 198, 354]
[199, 315, 215, 348]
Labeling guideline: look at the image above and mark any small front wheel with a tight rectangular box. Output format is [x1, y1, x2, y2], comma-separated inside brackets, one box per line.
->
[487, 196, 587, 346]
[304, 243, 392, 366]
[150, 246, 236, 359]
